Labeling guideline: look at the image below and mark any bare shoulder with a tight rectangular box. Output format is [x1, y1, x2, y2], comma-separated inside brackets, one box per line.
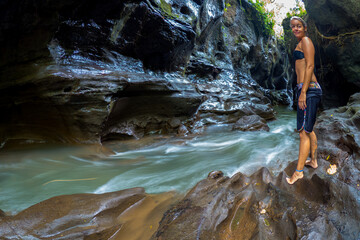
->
[301, 37, 314, 46]
[300, 36, 314, 50]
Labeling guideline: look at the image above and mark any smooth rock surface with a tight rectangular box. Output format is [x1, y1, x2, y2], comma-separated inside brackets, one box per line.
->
[232, 114, 270, 132]
[0, 188, 179, 240]
[152, 162, 360, 239]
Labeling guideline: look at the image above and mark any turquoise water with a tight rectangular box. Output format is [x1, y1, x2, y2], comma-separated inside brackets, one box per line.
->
[0, 107, 298, 214]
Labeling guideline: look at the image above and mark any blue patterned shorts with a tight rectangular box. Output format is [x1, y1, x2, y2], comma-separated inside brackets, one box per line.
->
[296, 82, 322, 133]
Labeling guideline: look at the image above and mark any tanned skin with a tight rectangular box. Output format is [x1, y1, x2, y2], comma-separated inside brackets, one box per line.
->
[286, 19, 319, 184]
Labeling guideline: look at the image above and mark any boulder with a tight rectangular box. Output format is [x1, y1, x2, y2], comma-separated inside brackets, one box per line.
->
[232, 114, 270, 131]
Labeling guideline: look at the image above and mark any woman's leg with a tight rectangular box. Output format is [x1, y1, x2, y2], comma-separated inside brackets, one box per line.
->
[286, 130, 310, 184]
[305, 131, 318, 168]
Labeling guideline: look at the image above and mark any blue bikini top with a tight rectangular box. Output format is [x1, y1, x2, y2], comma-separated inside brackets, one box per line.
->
[293, 50, 304, 60]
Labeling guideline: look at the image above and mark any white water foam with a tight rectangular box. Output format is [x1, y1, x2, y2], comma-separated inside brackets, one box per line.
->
[189, 138, 244, 148]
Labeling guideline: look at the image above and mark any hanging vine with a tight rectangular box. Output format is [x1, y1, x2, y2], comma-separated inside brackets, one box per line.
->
[314, 25, 360, 45]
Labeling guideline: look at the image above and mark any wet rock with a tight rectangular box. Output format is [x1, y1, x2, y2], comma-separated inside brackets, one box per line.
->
[0, 0, 195, 71]
[0, 209, 5, 217]
[177, 124, 189, 136]
[2, 150, 359, 240]
[0, 188, 179, 240]
[107, 2, 196, 71]
[186, 0, 289, 110]
[314, 92, 360, 191]
[207, 170, 224, 179]
[186, 58, 222, 80]
[0, 0, 285, 146]
[0, 67, 202, 145]
[192, 78, 274, 128]
[232, 114, 270, 132]
[264, 89, 292, 106]
[0, 0, 200, 146]
[316, 92, 360, 157]
[152, 162, 360, 240]
[101, 76, 202, 140]
[168, 118, 181, 128]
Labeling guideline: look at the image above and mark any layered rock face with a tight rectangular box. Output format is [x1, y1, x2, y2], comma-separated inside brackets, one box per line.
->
[0, 0, 289, 147]
[283, 0, 360, 108]
[0, 0, 202, 146]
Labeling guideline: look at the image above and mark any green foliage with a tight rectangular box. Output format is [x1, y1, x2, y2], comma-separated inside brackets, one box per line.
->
[159, 0, 180, 19]
[224, 2, 231, 12]
[190, 15, 197, 25]
[160, 0, 172, 15]
[286, 2, 307, 19]
[277, 34, 285, 43]
[264, 218, 270, 226]
[234, 35, 246, 45]
[248, 0, 275, 37]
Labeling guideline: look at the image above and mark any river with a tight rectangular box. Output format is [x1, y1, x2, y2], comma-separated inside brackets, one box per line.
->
[0, 106, 298, 214]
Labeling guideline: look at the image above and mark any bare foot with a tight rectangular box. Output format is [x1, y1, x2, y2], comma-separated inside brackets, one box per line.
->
[305, 158, 318, 169]
[286, 171, 303, 185]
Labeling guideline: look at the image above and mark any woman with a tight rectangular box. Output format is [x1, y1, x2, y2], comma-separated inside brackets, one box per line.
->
[286, 16, 322, 184]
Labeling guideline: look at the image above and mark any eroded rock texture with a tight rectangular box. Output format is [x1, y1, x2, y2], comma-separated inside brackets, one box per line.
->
[0, 188, 179, 239]
[152, 163, 360, 239]
[4, 157, 358, 239]
[315, 93, 360, 189]
[0, 0, 205, 146]
[0, 0, 287, 147]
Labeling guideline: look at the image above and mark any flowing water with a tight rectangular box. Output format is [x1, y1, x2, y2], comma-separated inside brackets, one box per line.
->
[0, 107, 298, 214]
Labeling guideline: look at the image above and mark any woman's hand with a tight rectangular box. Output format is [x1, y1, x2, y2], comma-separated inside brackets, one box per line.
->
[298, 92, 307, 110]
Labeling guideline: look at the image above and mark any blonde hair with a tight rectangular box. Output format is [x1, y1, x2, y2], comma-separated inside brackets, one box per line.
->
[290, 16, 307, 28]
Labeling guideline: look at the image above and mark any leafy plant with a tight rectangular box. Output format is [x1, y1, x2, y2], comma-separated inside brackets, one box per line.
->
[248, 0, 275, 37]
[160, 0, 172, 15]
[235, 35, 246, 45]
[286, 2, 307, 19]
[159, 0, 180, 19]
[224, 2, 231, 12]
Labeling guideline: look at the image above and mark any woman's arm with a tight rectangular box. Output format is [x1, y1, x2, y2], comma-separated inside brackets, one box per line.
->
[298, 37, 315, 110]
